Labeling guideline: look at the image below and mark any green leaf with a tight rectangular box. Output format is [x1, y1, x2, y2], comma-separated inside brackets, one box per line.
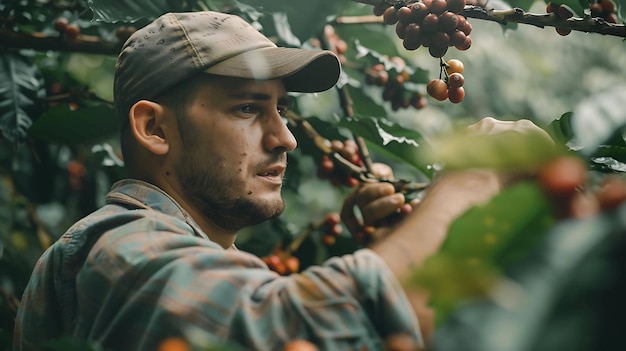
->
[338, 115, 433, 177]
[444, 182, 555, 265]
[87, 0, 177, 22]
[572, 85, 626, 154]
[28, 104, 118, 145]
[0, 177, 11, 259]
[619, 0, 626, 23]
[237, 0, 350, 41]
[421, 129, 565, 172]
[543, 0, 586, 16]
[336, 24, 401, 63]
[545, 112, 574, 147]
[346, 84, 386, 117]
[0, 52, 46, 146]
[412, 182, 555, 324]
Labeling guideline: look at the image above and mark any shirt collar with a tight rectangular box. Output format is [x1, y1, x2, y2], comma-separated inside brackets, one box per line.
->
[105, 179, 211, 241]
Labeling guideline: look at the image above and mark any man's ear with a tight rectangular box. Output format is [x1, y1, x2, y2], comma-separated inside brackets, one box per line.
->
[128, 100, 170, 155]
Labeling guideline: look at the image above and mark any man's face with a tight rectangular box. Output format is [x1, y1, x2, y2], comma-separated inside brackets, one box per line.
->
[170, 75, 297, 231]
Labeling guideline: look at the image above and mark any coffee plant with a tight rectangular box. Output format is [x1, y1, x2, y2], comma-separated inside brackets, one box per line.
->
[1, 0, 626, 350]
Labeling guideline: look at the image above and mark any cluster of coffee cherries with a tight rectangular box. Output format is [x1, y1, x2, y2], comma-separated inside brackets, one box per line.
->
[317, 140, 362, 188]
[545, 2, 577, 36]
[426, 58, 466, 103]
[54, 17, 81, 40]
[324, 25, 349, 64]
[319, 212, 343, 246]
[261, 248, 301, 276]
[590, 0, 619, 23]
[365, 56, 428, 111]
[374, 0, 471, 58]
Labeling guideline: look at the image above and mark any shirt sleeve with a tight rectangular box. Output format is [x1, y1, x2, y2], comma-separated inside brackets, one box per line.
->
[76, 217, 422, 350]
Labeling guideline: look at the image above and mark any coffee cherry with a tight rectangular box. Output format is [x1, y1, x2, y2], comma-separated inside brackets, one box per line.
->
[284, 256, 300, 274]
[385, 333, 420, 351]
[599, 0, 616, 14]
[557, 4, 575, 19]
[455, 35, 472, 50]
[447, 86, 465, 103]
[538, 156, 587, 198]
[556, 27, 572, 36]
[54, 17, 68, 32]
[158, 337, 190, 351]
[398, 6, 414, 24]
[440, 12, 459, 32]
[373, 3, 391, 16]
[321, 234, 336, 246]
[427, 79, 448, 101]
[64, 24, 80, 39]
[446, 59, 464, 74]
[460, 20, 472, 35]
[411, 2, 430, 22]
[404, 23, 423, 42]
[428, 44, 448, 58]
[447, 72, 464, 88]
[430, 0, 448, 15]
[432, 31, 451, 47]
[422, 13, 440, 32]
[590, 3, 603, 16]
[450, 30, 467, 47]
[447, 0, 467, 14]
[411, 93, 428, 109]
[597, 176, 626, 211]
[284, 339, 318, 351]
[605, 13, 618, 23]
[383, 7, 399, 25]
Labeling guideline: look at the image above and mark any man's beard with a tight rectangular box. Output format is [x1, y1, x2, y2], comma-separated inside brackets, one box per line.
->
[176, 154, 286, 232]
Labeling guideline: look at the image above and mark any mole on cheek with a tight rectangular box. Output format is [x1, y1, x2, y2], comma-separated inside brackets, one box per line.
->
[247, 191, 253, 195]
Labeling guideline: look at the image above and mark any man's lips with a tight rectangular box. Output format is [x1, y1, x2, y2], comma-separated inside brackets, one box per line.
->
[257, 165, 285, 178]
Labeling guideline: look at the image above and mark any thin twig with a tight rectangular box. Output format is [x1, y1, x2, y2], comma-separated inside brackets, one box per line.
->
[0, 29, 122, 54]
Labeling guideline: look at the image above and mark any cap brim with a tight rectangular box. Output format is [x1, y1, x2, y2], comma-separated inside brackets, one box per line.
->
[204, 47, 340, 93]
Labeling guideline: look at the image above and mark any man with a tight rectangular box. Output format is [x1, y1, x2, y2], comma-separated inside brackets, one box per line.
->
[14, 11, 504, 351]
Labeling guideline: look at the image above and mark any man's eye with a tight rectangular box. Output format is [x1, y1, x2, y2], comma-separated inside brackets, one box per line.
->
[277, 105, 289, 117]
[238, 104, 258, 114]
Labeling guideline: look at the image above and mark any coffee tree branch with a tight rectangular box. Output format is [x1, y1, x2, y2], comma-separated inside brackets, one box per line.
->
[0, 29, 122, 55]
[350, 0, 626, 38]
[285, 111, 429, 193]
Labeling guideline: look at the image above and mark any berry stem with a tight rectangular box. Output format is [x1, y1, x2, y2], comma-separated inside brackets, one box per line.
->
[439, 57, 450, 80]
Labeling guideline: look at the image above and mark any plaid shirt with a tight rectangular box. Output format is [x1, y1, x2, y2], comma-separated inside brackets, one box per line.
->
[14, 179, 422, 351]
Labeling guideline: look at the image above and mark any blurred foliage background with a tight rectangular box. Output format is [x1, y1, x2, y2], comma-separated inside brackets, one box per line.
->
[1, 0, 626, 349]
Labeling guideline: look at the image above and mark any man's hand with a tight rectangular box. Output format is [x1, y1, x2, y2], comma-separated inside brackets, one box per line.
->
[465, 117, 553, 144]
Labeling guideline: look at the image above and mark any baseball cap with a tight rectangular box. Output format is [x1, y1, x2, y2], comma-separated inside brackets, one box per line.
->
[114, 11, 341, 125]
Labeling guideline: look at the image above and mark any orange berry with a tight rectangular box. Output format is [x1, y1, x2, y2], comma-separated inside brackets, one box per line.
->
[446, 59, 464, 74]
[158, 337, 189, 351]
[538, 156, 587, 197]
[426, 79, 448, 101]
[597, 177, 626, 211]
[321, 234, 336, 246]
[284, 256, 300, 274]
[283, 339, 318, 351]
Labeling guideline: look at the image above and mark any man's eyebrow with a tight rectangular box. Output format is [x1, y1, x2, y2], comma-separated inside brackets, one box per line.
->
[229, 93, 292, 106]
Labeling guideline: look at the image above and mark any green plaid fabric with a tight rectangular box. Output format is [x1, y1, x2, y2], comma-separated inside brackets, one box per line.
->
[14, 179, 422, 350]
